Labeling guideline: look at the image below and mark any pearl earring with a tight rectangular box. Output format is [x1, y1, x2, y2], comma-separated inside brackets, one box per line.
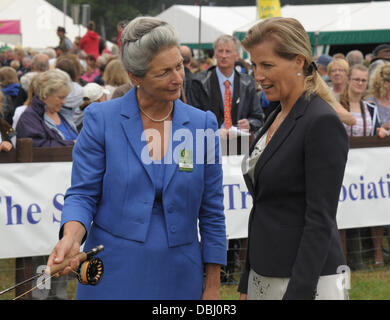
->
[297, 72, 302, 77]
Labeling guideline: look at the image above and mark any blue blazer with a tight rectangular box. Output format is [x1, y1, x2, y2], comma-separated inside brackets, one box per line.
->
[60, 88, 227, 266]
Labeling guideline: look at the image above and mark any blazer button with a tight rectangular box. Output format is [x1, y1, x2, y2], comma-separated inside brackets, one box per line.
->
[170, 225, 177, 233]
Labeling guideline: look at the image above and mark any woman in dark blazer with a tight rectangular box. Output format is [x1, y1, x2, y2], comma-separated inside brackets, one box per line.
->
[47, 17, 226, 300]
[238, 17, 349, 300]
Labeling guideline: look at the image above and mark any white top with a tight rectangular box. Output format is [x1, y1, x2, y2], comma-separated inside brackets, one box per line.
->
[244, 130, 268, 185]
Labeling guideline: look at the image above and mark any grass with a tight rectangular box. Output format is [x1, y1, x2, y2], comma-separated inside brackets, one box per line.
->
[2, 258, 390, 300]
[349, 269, 390, 300]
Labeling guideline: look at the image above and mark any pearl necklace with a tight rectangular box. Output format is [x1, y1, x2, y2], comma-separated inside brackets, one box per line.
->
[139, 103, 174, 122]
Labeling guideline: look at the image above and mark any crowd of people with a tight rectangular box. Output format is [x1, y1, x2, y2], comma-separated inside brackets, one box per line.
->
[0, 20, 131, 149]
[0, 15, 390, 300]
[1, 20, 388, 151]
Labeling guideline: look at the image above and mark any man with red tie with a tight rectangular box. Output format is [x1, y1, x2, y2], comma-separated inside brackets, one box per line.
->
[188, 35, 264, 139]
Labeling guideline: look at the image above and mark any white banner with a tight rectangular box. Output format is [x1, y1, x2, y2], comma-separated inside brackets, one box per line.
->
[337, 147, 390, 229]
[1, 148, 390, 259]
[0, 162, 72, 259]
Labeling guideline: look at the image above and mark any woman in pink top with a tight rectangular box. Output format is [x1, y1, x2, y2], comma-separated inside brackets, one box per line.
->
[80, 54, 100, 84]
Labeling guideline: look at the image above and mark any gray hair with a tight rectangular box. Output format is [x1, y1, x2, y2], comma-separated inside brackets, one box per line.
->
[37, 69, 72, 100]
[213, 34, 241, 53]
[31, 53, 49, 72]
[120, 16, 180, 77]
[41, 48, 56, 59]
[346, 50, 364, 67]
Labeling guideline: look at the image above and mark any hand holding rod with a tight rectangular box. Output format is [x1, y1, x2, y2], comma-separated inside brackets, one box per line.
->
[45, 245, 104, 275]
[0, 245, 104, 296]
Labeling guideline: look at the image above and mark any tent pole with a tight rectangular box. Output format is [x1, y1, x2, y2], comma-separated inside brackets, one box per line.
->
[63, 0, 67, 29]
[198, 3, 202, 63]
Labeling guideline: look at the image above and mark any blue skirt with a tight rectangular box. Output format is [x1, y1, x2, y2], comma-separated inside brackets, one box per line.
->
[76, 202, 204, 300]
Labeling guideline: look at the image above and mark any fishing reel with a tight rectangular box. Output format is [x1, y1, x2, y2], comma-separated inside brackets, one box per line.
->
[76, 257, 104, 285]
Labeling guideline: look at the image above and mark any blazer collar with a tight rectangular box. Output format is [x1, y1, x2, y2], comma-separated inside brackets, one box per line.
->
[120, 87, 190, 190]
[250, 93, 311, 187]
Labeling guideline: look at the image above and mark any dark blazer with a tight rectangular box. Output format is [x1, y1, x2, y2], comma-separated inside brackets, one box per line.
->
[238, 93, 349, 300]
[189, 66, 264, 132]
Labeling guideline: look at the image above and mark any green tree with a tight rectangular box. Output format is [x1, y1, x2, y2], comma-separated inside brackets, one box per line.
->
[48, 0, 157, 42]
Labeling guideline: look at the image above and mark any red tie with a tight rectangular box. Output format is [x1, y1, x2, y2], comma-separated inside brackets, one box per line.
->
[224, 80, 232, 130]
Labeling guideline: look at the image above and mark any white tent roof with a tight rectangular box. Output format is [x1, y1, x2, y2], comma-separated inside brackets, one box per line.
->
[234, 2, 390, 45]
[156, 5, 257, 47]
[282, 2, 390, 32]
[0, 0, 86, 49]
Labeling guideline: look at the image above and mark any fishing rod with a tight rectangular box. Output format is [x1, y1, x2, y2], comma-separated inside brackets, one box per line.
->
[0, 245, 104, 299]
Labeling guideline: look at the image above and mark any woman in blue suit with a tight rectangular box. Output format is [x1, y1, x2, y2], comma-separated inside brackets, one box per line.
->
[47, 17, 226, 300]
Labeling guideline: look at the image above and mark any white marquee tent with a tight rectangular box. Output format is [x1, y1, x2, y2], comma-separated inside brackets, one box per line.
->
[234, 2, 390, 54]
[0, 0, 86, 49]
[156, 5, 257, 49]
[156, 3, 390, 53]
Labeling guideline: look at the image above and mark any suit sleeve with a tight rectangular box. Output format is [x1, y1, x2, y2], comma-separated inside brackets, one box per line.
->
[186, 78, 207, 111]
[198, 111, 227, 265]
[59, 104, 106, 242]
[283, 111, 349, 300]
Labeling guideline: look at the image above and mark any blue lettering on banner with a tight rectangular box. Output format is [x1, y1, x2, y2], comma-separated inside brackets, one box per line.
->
[52, 193, 64, 223]
[339, 174, 390, 202]
[223, 183, 251, 211]
[27, 204, 41, 224]
[6, 196, 22, 225]
[0, 193, 65, 225]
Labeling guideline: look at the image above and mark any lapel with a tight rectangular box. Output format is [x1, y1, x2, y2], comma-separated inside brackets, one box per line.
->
[120, 89, 191, 192]
[163, 99, 190, 192]
[120, 88, 155, 186]
[231, 71, 240, 123]
[253, 93, 310, 184]
[240, 104, 279, 196]
[210, 69, 224, 116]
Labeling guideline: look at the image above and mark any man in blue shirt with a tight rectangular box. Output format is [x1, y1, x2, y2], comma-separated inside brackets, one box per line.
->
[188, 35, 264, 135]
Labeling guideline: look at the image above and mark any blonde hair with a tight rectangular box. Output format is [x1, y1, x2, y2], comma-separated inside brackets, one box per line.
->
[368, 63, 390, 99]
[10, 60, 20, 71]
[327, 58, 349, 75]
[0, 67, 19, 87]
[36, 69, 72, 100]
[339, 64, 369, 136]
[242, 17, 337, 108]
[24, 75, 40, 107]
[103, 59, 130, 86]
[339, 64, 368, 109]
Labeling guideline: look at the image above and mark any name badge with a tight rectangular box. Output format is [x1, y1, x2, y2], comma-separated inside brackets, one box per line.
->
[179, 149, 193, 172]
